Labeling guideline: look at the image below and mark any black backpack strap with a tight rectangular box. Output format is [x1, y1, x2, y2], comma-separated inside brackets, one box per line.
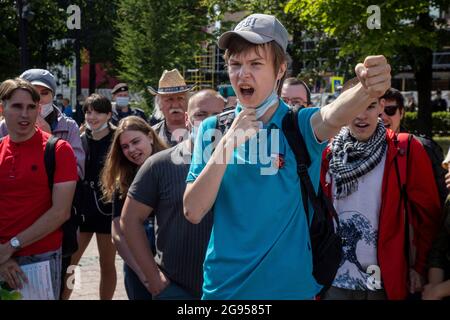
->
[404, 134, 413, 267]
[282, 109, 311, 167]
[282, 109, 314, 222]
[393, 133, 413, 268]
[282, 109, 337, 225]
[80, 132, 89, 163]
[44, 135, 60, 190]
[80, 132, 89, 154]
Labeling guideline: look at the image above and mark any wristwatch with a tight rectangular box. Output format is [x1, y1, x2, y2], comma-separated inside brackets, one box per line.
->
[9, 237, 21, 250]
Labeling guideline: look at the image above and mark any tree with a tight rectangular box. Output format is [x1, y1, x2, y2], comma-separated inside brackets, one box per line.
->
[0, 1, 20, 80]
[285, 0, 450, 136]
[203, 0, 308, 76]
[0, 0, 73, 80]
[115, 0, 211, 109]
[77, 0, 119, 94]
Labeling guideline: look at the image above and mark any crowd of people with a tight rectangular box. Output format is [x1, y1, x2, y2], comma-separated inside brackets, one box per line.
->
[0, 13, 449, 301]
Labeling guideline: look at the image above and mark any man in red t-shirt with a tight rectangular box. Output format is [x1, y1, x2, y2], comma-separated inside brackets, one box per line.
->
[0, 78, 77, 299]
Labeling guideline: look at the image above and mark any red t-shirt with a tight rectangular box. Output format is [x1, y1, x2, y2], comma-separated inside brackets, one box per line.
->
[0, 128, 78, 256]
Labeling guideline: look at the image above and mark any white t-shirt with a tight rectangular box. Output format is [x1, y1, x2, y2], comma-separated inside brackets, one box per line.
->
[331, 151, 386, 291]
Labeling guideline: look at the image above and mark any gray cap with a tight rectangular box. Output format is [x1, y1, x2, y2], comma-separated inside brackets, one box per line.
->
[218, 14, 289, 52]
[19, 69, 57, 93]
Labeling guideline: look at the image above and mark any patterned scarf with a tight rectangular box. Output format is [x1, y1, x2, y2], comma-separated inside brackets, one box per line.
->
[329, 119, 387, 199]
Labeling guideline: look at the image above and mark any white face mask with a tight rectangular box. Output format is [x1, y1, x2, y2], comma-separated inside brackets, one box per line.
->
[40, 102, 54, 118]
[86, 122, 109, 133]
[116, 97, 130, 108]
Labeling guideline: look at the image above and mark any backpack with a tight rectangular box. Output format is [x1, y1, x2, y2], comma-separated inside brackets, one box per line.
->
[413, 135, 447, 206]
[215, 107, 342, 293]
[393, 134, 415, 270]
[44, 135, 81, 258]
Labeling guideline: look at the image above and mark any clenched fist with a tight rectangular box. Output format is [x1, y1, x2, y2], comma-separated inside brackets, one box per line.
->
[355, 55, 391, 98]
[224, 108, 260, 148]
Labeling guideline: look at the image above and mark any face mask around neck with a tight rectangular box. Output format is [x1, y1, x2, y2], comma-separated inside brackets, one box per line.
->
[86, 122, 109, 133]
[241, 91, 278, 120]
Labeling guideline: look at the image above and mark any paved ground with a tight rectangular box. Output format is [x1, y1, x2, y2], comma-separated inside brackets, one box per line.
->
[70, 237, 127, 300]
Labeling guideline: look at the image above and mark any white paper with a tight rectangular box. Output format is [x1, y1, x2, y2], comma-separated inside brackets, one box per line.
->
[19, 261, 55, 300]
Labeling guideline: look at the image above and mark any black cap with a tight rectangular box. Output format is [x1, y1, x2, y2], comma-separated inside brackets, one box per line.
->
[112, 83, 128, 94]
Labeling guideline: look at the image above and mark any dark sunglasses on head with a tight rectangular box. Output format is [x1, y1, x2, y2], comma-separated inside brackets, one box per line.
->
[383, 105, 399, 116]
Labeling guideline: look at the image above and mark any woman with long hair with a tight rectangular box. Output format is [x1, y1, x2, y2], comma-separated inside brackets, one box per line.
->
[101, 116, 167, 299]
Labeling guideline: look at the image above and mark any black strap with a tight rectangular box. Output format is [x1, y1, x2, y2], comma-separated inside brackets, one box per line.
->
[80, 133, 89, 154]
[393, 133, 413, 268]
[405, 135, 412, 267]
[214, 107, 338, 227]
[80, 133, 89, 164]
[282, 109, 337, 226]
[44, 135, 60, 190]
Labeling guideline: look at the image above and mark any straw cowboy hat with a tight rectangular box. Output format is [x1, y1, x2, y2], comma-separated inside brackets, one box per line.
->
[147, 69, 196, 95]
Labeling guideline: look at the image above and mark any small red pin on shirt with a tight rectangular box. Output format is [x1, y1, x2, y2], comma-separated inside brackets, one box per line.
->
[272, 153, 285, 169]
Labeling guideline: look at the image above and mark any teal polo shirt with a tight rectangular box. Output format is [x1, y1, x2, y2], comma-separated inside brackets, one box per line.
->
[187, 100, 327, 299]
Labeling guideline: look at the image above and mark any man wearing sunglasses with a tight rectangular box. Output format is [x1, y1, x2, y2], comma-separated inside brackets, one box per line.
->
[320, 83, 441, 300]
[380, 88, 447, 206]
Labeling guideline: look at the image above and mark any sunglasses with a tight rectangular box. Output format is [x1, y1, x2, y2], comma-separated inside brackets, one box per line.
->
[383, 105, 400, 116]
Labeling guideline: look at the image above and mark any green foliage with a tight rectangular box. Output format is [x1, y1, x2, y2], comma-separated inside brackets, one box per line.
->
[0, 282, 22, 300]
[115, 0, 211, 107]
[284, 0, 450, 79]
[130, 97, 151, 116]
[403, 111, 450, 135]
[0, 0, 119, 87]
[285, 0, 450, 136]
[79, 0, 118, 65]
[75, 0, 119, 89]
[0, 1, 20, 79]
[433, 136, 450, 154]
[202, 0, 311, 76]
[285, 0, 448, 62]
[0, 0, 74, 80]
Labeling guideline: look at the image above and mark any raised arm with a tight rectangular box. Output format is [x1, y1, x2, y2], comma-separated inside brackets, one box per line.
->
[312, 55, 391, 142]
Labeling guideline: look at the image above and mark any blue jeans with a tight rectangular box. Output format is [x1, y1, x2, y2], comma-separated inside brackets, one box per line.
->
[123, 263, 152, 300]
[152, 281, 197, 300]
[123, 220, 155, 300]
[15, 248, 62, 300]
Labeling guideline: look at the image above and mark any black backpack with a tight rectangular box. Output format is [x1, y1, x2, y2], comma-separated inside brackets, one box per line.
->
[215, 108, 342, 293]
[44, 135, 81, 258]
[413, 135, 447, 206]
